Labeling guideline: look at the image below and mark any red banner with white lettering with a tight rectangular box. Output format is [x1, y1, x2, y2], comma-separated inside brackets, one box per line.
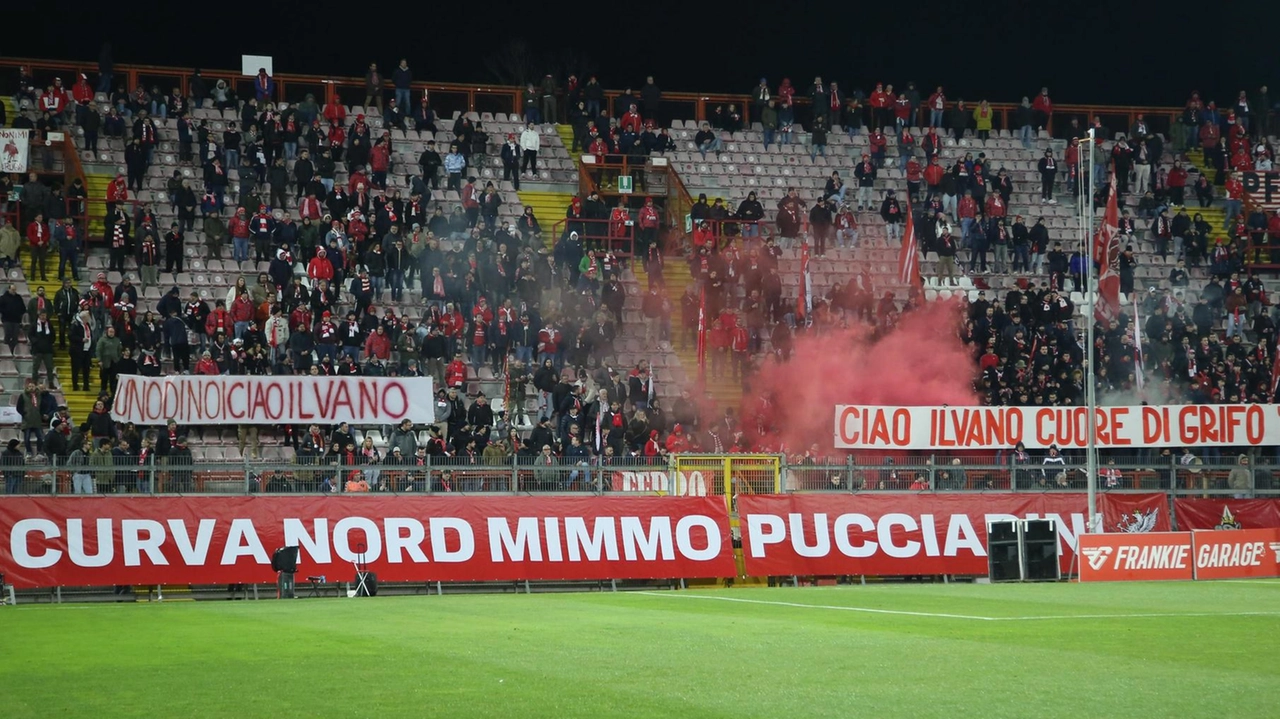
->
[833, 404, 1279, 449]
[610, 470, 709, 496]
[1078, 532, 1194, 582]
[1174, 498, 1280, 530]
[1191, 529, 1280, 580]
[111, 375, 435, 425]
[736, 493, 1166, 576]
[0, 496, 735, 588]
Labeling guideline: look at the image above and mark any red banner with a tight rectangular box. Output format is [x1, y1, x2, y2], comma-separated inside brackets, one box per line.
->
[1078, 533, 1194, 582]
[1103, 492, 1170, 533]
[0, 496, 735, 588]
[736, 493, 1165, 576]
[1191, 529, 1280, 580]
[1174, 498, 1280, 530]
[609, 470, 709, 496]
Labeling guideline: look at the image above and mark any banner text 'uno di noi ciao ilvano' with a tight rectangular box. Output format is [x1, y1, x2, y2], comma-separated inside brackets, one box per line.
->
[834, 404, 1279, 450]
[111, 375, 435, 425]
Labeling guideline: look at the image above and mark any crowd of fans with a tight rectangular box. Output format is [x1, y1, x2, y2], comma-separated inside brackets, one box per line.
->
[2, 59, 1280, 494]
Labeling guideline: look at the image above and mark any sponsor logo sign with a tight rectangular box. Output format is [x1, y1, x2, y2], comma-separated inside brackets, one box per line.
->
[1077, 533, 1193, 582]
[1191, 528, 1280, 580]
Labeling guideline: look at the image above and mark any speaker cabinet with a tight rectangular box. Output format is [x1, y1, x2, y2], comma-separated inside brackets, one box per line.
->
[987, 519, 1060, 582]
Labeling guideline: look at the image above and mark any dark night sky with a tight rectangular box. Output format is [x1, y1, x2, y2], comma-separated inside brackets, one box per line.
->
[6, 0, 1277, 109]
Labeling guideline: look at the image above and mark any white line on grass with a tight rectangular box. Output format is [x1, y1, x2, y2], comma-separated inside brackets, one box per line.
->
[634, 592, 1280, 622]
[1223, 580, 1280, 586]
[987, 611, 1280, 621]
[633, 591, 997, 621]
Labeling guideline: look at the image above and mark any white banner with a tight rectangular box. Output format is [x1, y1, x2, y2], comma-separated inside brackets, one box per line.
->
[112, 375, 435, 426]
[833, 404, 1278, 450]
[0, 129, 30, 174]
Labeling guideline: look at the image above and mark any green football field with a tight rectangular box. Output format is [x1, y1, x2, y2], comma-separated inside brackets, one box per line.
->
[5, 581, 1279, 718]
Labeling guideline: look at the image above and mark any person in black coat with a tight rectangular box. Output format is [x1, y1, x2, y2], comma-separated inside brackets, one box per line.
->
[809, 199, 834, 256]
[1037, 149, 1058, 204]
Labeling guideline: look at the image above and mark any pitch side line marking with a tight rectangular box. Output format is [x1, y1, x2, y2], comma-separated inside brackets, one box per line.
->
[988, 611, 1280, 621]
[633, 591, 997, 620]
[635, 592, 1280, 621]
[1222, 579, 1280, 586]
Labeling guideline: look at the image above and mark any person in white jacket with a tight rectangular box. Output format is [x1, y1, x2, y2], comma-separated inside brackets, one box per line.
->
[263, 306, 291, 363]
[519, 122, 540, 176]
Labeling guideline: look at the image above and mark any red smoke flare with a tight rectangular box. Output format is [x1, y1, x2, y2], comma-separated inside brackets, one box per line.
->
[746, 300, 980, 455]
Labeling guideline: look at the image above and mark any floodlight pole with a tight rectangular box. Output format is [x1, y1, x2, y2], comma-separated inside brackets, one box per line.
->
[1083, 129, 1099, 533]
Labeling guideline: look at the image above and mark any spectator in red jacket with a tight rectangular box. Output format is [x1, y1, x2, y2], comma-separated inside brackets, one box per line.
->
[1224, 174, 1244, 229]
[445, 352, 468, 388]
[1031, 87, 1053, 130]
[363, 325, 391, 361]
[323, 96, 347, 126]
[205, 300, 231, 338]
[71, 73, 93, 125]
[228, 207, 251, 263]
[307, 247, 334, 282]
[924, 157, 945, 199]
[194, 350, 220, 375]
[868, 82, 889, 130]
[927, 87, 946, 128]
[230, 290, 255, 338]
[106, 174, 128, 218]
[984, 192, 1007, 219]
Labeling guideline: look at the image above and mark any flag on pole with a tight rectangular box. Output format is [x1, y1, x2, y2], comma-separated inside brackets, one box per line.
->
[1132, 294, 1145, 393]
[796, 241, 812, 322]
[1270, 346, 1280, 401]
[696, 284, 707, 383]
[595, 403, 602, 453]
[897, 203, 922, 290]
[648, 357, 656, 404]
[1093, 173, 1122, 323]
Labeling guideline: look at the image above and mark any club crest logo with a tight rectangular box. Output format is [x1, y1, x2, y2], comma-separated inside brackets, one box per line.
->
[1215, 507, 1242, 530]
[1115, 508, 1159, 533]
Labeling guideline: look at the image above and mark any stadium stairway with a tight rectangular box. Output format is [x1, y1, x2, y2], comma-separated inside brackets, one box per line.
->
[555, 125, 579, 171]
[633, 259, 743, 409]
[516, 190, 574, 249]
[52, 343, 97, 419]
[85, 171, 114, 237]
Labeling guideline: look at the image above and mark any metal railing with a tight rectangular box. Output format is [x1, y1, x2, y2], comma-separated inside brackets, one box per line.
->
[4, 454, 1275, 498]
[1, 56, 1239, 135]
[0, 454, 674, 496]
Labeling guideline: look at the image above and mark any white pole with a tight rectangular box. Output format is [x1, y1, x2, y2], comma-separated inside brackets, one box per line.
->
[1083, 130, 1099, 533]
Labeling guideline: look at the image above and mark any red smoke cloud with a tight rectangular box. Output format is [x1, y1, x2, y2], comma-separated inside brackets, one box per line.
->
[748, 300, 980, 454]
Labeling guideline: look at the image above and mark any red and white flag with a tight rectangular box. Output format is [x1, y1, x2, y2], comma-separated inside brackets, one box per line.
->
[1093, 174, 1121, 323]
[797, 241, 812, 321]
[1132, 294, 1145, 393]
[1270, 346, 1280, 401]
[696, 285, 707, 382]
[897, 203, 921, 289]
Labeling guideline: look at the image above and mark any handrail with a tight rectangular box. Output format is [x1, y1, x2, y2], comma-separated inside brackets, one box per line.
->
[60, 134, 88, 212]
[549, 216, 635, 256]
[1, 55, 1214, 132]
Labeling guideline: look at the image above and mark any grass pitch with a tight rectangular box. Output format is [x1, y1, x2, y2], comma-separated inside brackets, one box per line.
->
[5, 581, 1279, 718]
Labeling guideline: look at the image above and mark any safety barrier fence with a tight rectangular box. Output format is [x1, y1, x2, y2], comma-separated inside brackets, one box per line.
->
[5, 56, 1260, 137]
[3, 456, 1278, 497]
